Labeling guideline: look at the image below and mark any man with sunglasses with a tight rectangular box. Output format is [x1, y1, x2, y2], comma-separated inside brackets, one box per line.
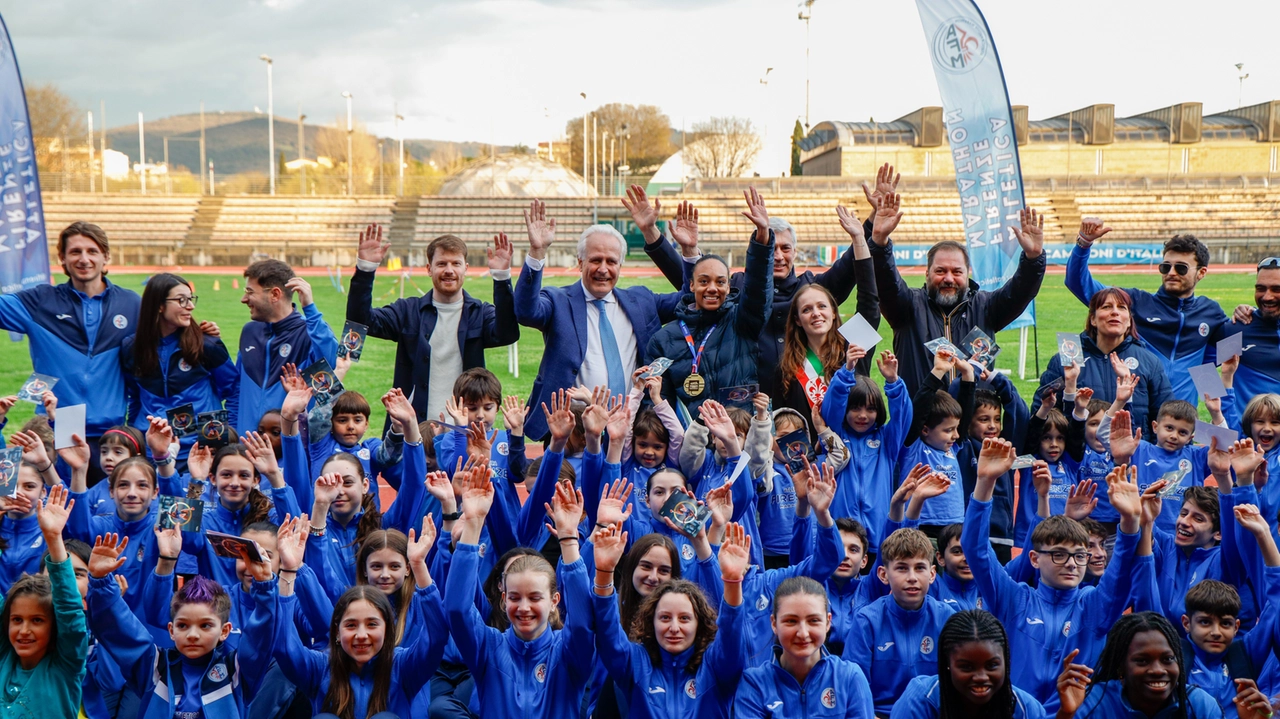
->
[1223, 257, 1280, 417]
[1066, 219, 1227, 406]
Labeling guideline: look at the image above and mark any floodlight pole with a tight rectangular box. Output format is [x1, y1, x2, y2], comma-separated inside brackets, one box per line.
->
[1236, 63, 1249, 109]
[298, 109, 307, 195]
[581, 92, 588, 194]
[342, 91, 354, 194]
[260, 55, 275, 194]
[138, 112, 146, 195]
[395, 104, 405, 196]
[799, 1, 816, 130]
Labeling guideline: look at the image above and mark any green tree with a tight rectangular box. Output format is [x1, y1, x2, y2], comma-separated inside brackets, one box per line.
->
[565, 103, 674, 175]
[790, 119, 805, 177]
[25, 83, 88, 174]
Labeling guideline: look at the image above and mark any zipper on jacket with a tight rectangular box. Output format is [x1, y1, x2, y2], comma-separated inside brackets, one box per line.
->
[1170, 298, 1187, 360]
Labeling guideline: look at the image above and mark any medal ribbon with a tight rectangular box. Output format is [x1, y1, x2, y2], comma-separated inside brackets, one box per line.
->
[679, 321, 718, 374]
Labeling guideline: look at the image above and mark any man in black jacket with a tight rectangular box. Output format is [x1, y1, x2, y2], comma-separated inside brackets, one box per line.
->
[346, 225, 519, 428]
[869, 190, 1047, 395]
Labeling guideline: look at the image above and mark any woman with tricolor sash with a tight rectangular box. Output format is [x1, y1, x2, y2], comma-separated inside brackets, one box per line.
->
[645, 188, 776, 420]
[770, 205, 879, 444]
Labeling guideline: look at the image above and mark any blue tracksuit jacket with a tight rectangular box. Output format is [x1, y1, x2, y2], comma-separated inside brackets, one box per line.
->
[121, 332, 239, 455]
[594, 590, 744, 719]
[900, 440, 964, 526]
[892, 675, 1045, 719]
[1227, 312, 1280, 420]
[962, 496, 1140, 711]
[1066, 244, 1228, 405]
[1032, 333, 1174, 439]
[842, 594, 956, 715]
[821, 369, 912, 550]
[232, 304, 337, 435]
[1122, 441, 1209, 533]
[760, 461, 801, 557]
[931, 571, 982, 612]
[252, 577, 447, 718]
[954, 371, 1028, 545]
[1182, 565, 1280, 718]
[0, 513, 45, 593]
[735, 649, 874, 719]
[1076, 679, 1223, 718]
[446, 543, 595, 719]
[0, 278, 140, 435]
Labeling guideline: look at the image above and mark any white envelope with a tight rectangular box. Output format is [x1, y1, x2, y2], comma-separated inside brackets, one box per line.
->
[55, 404, 86, 450]
[839, 313, 883, 351]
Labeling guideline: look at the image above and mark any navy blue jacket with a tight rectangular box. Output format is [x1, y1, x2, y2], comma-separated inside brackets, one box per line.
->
[1066, 243, 1228, 405]
[0, 279, 140, 435]
[646, 232, 775, 418]
[346, 267, 519, 429]
[1032, 333, 1174, 437]
[233, 304, 337, 434]
[953, 371, 1027, 545]
[870, 239, 1046, 395]
[1226, 311, 1280, 420]
[515, 262, 683, 441]
[121, 332, 238, 453]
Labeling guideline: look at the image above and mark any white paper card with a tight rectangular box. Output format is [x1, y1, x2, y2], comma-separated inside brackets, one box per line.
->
[1188, 363, 1227, 400]
[839, 313, 883, 351]
[1217, 332, 1243, 364]
[54, 404, 86, 450]
[1194, 420, 1238, 448]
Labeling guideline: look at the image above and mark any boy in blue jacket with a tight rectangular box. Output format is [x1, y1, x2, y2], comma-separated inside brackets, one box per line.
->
[931, 523, 981, 611]
[307, 390, 404, 492]
[842, 526, 956, 716]
[955, 367, 1028, 560]
[899, 348, 975, 534]
[962, 436, 1145, 711]
[1109, 399, 1226, 532]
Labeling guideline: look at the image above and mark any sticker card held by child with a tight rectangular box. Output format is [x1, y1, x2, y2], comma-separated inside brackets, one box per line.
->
[337, 320, 369, 362]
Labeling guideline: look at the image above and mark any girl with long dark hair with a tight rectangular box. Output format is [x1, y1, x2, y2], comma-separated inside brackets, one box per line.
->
[120, 272, 238, 459]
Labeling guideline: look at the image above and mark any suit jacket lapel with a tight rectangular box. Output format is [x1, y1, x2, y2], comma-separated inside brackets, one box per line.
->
[568, 282, 587, 358]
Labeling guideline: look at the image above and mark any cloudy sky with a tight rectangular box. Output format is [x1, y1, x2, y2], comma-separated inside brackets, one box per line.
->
[6, 0, 1277, 174]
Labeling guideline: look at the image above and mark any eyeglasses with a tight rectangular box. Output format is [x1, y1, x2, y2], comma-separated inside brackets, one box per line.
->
[1158, 262, 1195, 276]
[1039, 550, 1090, 566]
[1258, 257, 1280, 270]
[165, 296, 198, 308]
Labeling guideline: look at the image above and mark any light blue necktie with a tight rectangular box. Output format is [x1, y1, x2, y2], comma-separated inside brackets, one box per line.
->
[591, 298, 626, 397]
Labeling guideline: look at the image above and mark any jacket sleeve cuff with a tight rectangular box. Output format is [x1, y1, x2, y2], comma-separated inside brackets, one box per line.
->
[490, 269, 512, 281]
[355, 259, 379, 273]
[524, 255, 545, 271]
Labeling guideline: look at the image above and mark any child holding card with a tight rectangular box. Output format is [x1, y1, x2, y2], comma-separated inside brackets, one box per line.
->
[120, 272, 239, 462]
[617, 365, 685, 511]
[900, 347, 976, 536]
[0, 430, 63, 592]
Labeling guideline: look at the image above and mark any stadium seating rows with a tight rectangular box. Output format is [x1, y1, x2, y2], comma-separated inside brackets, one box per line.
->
[38, 188, 1279, 266]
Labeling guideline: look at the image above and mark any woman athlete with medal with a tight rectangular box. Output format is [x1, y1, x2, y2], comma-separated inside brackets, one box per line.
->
[645, 188, 776, 417]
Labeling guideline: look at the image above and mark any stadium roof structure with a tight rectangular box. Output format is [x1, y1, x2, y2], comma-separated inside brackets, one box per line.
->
[438, 154, 596, 198]
[799, 99, 1280, 157]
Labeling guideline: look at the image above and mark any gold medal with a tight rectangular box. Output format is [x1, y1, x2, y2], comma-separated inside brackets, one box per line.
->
[683, 372, 706, 397]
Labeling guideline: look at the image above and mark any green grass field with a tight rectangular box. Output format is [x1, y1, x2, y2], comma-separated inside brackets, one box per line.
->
[0, 268, 1255, 433]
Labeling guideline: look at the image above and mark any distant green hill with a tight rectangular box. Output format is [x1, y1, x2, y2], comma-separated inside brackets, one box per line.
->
[105, 112, 505, 175]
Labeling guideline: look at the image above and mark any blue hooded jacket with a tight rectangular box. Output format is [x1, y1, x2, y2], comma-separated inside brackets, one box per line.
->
[232, 304, 337, 435]
[961, 496, 1140, 711]
[0, 279, 140, 435]
[1066, 244, 1228, 406]
[735, 649, 874, 719]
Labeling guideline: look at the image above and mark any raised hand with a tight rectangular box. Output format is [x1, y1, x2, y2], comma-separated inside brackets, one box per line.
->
[280, 363, 307, 393]
[699, 400, 739, 452]
[487, 232, 513, 272]
[1066, 480, 1098, 521]
[36, 484, 73, 537]
[1109, 352, 1132, 380]
[443, 395, 469, 427]
[835, 205, 865, 243]
[1073, 387, 1095, 416]
[544, 479, 585, 538]
[154, 524, 182, 560]
[870, 190, 903, 246]
[425, 470, 456, 509]
[846, 343, 868, 371]
[593, 522, 628, 573]
[357, 223, 391, 265]
[1063, 358, 1081, 389]
[56, 433, 91, 472]
[242, 431, 282, 480]
[312, 473, 342, 508]
[1231, 439, 1266, 485]
[277, 515, 310, 571]
[752, 391, 771, 421]
[932, 347, 955, 378]
[1106, 464, 1142, 523]
[806, 459, 837, 515]
[0, 395, 17, 421]
[914, 471, 953, 501]
[187, 444, 214, 481]
[1078, 217, 1113, 246]
[1012, 207, 1045, 259]
[41, 391, 57, 422]
[741, 187, 770, 242]
[718, 522, 752, 581]
[582, 386, 611, 438]
[705, 482, 734, 529]
[1234, 504, 1271, 537]
[407, 514, 437, 567]
[542, 389, 575, 447]
[9, 430, 50, 471]
[1031, 461, 1052, 498]
[1207, 436, 1233, 482]
[977, 437, 1016, 482]
[621, 185, 661, 243]
[280, 383, 314, 423]
[460, 463, 495, 521]
[284, 277, 314, 308]
[1140, 480, 1167, 528]
[501, 395, 527, 437]
[1109, 410, 1141, 463]
[1056, 649, 1093, 715]
[1221, 353, 1240, 389]
[88, 534, 129, 578]
[145, 415, 175, 459]
[670, 200, 700, 256]
[864, 162, 901, 208]
[876, 351, 899, 383]
[597, 478, 634, 527]
[382, 387, 419, 433]
[605, 398, 632, 441]
[465, 422, 495, 461]
[523, 198, 557, 259]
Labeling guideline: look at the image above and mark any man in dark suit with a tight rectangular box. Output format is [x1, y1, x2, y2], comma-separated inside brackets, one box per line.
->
[347, 225, 519, 428]
[515, 199, 684, 441]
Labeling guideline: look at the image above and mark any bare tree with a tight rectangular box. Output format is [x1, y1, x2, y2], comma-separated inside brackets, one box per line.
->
[25, 83, 88, 173]
[684, 117, 762, 178]
[564, 103, 674, 174]
[312, 116, 380, 183]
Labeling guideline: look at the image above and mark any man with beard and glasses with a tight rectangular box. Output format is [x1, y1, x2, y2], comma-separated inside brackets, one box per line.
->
[346, 225, 519, 432]
[514, 199, 685, 441]
[867, 182, 1048, 395]
[1222, 258, 1280, 419]
[1066, 222, 1228, 407]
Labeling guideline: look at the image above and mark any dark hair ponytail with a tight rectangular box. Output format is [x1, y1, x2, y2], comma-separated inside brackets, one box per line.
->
[242, 488, 273, 529]
[353, 493, 383, 549]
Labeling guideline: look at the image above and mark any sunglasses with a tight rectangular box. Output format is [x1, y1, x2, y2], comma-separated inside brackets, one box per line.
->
[1158, 262, 1196, 276]
[1258, 257, 1280, 270]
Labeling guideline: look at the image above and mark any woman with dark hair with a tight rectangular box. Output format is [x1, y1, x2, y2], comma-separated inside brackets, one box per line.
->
[891, 609, 1045, 719]
[645, 188, 774, 417]
[1059, 611, 1240, 719]
[587, 521, 750, 719]
[120, 272, 238, 460]
[1032, 286, 1173, 435]
[769, 206, 879, 443]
